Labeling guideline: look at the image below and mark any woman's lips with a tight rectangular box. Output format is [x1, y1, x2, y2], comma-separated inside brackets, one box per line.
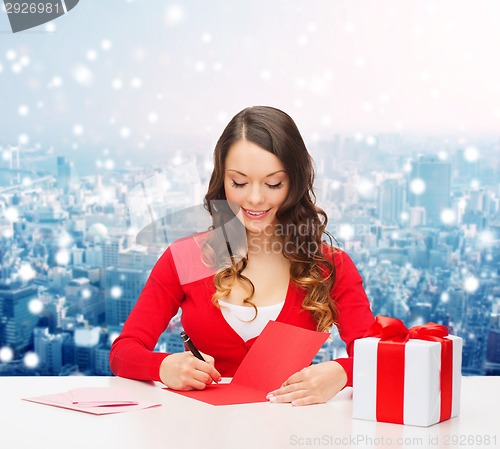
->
[241, 207, 271, 220]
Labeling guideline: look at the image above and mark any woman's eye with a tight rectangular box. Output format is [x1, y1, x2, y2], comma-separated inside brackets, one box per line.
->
[231, 180, 247, 188]
[266, 182, 284, 190]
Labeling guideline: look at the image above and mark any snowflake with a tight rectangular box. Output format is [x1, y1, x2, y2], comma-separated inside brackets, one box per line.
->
[19, 263, 36, 282]
[49, 76, 63, 88]
[86, 50, 97, 61]
[194, 61, 206, 72]
[0, 347, 14, 363]
[357, 179, 373, 197]
[109, 332, 120, 344]
[23, 352, 39, 369]
[55, 250, 70, 266]
[112, 78, 123, 90]
[4, 207, 19, 222]
[110, 286, 123, 299]
[72, 65, 93, 86]
[339, 224, 354, 241]
[131, 77, 142, 88]
[73, 125, 84, 136]
[438, 151, 449, 160]
[18, 134, 29, 144]
[440, 209, 456, 225]
[464, 146, 479, 162]
[148, 112, 159, 123]
[28, 299, 44, 315]
[165, 4, 184, 26]
[410, 178, 426, 195]
[5, 49, 17, 61]
[101, 39, 112, 50]
[104, 159, 115, 170]
[17, 104, 30, 117]
[464, 276, 479, 293]
[58, 232, 72, 248]
[366, 135, 376, 146]
[45, 22, 56, 32]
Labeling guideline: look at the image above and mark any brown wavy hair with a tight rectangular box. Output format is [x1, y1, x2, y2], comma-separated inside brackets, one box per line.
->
[203, 106, 338, 332]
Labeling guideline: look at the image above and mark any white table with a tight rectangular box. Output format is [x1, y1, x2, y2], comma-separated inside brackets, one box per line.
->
[2, 376, 498, 449]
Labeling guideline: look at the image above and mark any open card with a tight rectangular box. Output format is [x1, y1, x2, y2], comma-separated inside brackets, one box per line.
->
[172, 321, 329, 405]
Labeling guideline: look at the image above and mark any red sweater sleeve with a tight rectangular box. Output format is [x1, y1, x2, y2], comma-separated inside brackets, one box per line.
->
[329, 249, 375, 387]
[109, 247, 183, 382]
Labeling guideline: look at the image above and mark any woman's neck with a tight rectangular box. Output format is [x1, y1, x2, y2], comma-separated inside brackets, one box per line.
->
[246, 231, 283, 256]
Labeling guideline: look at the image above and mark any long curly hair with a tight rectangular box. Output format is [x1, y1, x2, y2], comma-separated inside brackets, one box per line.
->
[203, 106, 338, 332]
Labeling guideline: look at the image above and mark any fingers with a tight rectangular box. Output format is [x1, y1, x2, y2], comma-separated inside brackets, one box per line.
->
[267, 390, 318, 406]
[266, 362, 346, 406]
[197, 353, 222, 384]
[159, 351, 221, 390]
[266, 376, 311, 406]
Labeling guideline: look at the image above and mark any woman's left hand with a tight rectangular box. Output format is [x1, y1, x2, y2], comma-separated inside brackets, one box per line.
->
[266, 361, 348, 406]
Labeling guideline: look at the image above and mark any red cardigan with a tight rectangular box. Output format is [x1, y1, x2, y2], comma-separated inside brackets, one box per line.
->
[109, 238, 374, 387]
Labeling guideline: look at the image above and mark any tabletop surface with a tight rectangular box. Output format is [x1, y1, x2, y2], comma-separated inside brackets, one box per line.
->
[1, 375, 499, 449]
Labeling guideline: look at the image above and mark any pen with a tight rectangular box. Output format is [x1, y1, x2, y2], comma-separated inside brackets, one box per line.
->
[180, 331, 206, 362]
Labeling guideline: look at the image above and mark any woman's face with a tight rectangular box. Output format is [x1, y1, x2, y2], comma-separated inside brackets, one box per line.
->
[224, 139, 289, 236]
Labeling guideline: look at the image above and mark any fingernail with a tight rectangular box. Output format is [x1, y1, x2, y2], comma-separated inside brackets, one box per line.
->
[267, 394, 276, 403]
[218, 377, 222, 382]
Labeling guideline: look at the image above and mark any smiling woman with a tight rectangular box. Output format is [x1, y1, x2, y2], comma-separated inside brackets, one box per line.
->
[110, 106, 375, 405]
[224, 139, 289, 235]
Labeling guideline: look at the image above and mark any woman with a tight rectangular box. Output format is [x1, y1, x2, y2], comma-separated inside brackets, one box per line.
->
[109, 106, 374, 405]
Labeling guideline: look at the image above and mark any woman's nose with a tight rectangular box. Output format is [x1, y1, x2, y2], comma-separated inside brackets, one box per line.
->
[247, 185, 264, 205]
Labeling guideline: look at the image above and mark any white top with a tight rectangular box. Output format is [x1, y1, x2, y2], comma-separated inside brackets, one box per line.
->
[218, 299, 285, 341]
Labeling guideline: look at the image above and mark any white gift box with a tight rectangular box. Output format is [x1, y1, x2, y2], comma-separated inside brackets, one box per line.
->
[353, 335, 462, 427]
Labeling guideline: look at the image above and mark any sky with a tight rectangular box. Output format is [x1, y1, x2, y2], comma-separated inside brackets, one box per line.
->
[1, 0, 500, 166]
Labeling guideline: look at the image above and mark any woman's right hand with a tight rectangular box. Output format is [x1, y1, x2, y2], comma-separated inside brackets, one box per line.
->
[159, 352, 222, 390]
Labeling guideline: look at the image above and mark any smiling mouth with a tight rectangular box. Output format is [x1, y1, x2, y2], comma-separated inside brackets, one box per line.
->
[242, 208, 271, 217]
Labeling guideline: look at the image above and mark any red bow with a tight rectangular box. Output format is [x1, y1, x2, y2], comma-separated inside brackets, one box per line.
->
[365, 315, 449, 342]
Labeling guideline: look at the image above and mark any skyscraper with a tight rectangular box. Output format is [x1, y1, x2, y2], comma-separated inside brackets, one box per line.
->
[379, 179, 405, 225]
[56, 156, 72, 192]
[408, 156, 451, 226]
[0, 282, 39, 353]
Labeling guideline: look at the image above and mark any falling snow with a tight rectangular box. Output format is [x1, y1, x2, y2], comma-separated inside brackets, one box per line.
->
[110, 286, 123, 299]
[440, 209, 456, 225]
[55, 250, 70, 266]
[72, 65, 93, 86]
[464, 276, 480, 293]
[0, 347, 14, 363]
[23, 352, 39, 369]
[410, 178, 426, 195]
[18, 263, 36, 282]
[28, 299, 44, 315]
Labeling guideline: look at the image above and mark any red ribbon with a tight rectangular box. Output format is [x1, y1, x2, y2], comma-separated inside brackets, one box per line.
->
[364, 315, 453, 424]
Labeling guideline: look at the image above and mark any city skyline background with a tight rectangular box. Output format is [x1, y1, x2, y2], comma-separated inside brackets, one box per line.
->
[0, 1, 499, 377]
[1, 1, 500, 167]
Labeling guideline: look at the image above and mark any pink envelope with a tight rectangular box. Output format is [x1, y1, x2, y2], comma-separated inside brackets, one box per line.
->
[23, 387, 161, 415]
[171, 320, 329, 405]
